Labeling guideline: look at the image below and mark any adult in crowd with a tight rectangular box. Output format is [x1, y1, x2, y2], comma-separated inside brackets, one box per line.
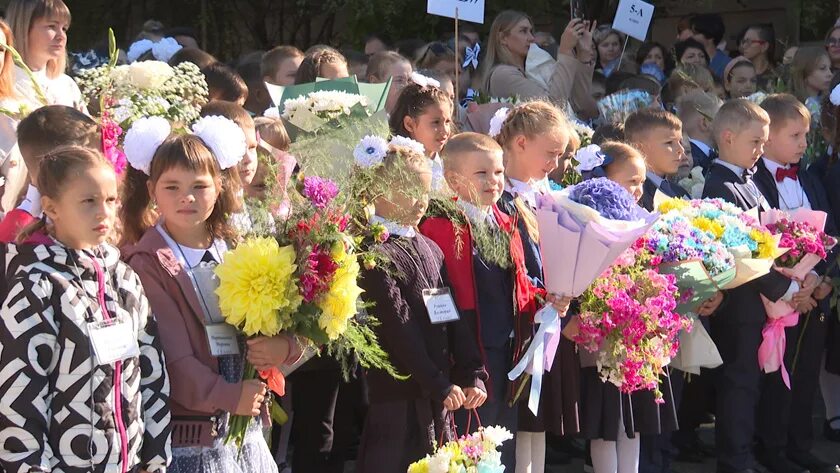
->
[739, 24, 777, 90]
[691, 13, 731, 79]
[593, 26, 625, 78]
[675, 38, 711, 67]
[636, 41, 671, 82]
[478, 10, 598, 119]
[826, 26, 840, 73]
[0, 20, 22, 215]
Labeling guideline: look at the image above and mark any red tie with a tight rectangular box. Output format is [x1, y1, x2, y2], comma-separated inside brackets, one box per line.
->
[775, 165, 799, 182]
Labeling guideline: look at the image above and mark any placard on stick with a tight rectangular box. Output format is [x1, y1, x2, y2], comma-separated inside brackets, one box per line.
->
[427, 0, 485, 24]
[612, 0, 654, 41]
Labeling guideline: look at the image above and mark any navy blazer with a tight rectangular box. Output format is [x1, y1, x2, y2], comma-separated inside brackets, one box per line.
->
[690, 141, 714, 175]
[753, 159, 837, 236]
[639, 178, 689, 212]
[703, 161, 792, 324]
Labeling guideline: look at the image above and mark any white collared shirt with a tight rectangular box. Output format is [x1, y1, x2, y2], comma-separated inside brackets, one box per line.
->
[429, 154, 445, 192]
[156, 223, 228, 269]
[645, 171, 665, 189]
[505, 177, 548, 209]
[761, 158, 811, 211]
[457, 200, 497, 226]
[371, 215, 416, 238]
[17, 184, 41, 216]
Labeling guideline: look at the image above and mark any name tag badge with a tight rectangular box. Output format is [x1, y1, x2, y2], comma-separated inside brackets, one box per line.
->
[423, 288, 460, 324]
[88, 318, 140, 366]
[205, 323, 241, 356]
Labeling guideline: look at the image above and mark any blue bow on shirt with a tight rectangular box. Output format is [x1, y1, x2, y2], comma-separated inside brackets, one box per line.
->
[463, 43, 481, 70]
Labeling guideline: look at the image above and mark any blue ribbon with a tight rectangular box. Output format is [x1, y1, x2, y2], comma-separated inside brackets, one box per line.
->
[463, 43, 481, 70]
[507, 305, 561, 415]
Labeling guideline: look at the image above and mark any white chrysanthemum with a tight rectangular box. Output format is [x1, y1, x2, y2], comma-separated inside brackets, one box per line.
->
[129, 60, 175, 90]
[126, 39, 154, 63]
[191, 115, 247, 170]
[152, 37, 183, 63]
[281, 95, 309, 118]
[575, 144, 606, 173]
[572, 120, 595, 140]
[108, 65, 131, 84]
[410, 72, 440, 89]
[263, 106, 281, 119]
[112, 99, 135, 124]
[124, 116, 172, 175]
[389, 135, 425, 156]
[353, 135, 388, 168]
[428, 450, 452, 473]
[831, 84, 840, 106]
[488, 107, 510, 138]
[482, 425, 514, 446]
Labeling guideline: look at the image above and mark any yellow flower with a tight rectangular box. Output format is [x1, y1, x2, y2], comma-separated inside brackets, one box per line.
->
[331, 239, 347, 262]
[317, 252, 364, 340]
[692, 217, 725, 239]
[750, 229, 777, 259]
[658, 197, 688, 214]
[408, 459, 430, 473]
[215, 237, 302, 336]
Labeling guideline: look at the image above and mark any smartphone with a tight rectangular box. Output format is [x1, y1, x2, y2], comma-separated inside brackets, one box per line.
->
[570, 0, 585, 20]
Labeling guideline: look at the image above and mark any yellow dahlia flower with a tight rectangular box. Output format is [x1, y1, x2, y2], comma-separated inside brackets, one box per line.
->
[215, 237, 302, 336]
[750, 229, 778, 259]
[317, 252, 363, 340]
[658, 197, 688, 214]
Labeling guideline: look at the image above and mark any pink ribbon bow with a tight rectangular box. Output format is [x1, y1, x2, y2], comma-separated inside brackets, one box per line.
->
[757, 311, 799, 388]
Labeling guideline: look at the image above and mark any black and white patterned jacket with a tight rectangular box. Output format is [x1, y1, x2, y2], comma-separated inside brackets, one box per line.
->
[0, 241, 171, 472]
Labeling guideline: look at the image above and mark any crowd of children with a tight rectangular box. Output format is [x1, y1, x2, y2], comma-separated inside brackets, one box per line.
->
[0, 1, 839, 473]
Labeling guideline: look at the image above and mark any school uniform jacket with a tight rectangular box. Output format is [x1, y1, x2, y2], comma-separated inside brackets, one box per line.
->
[419, 203, 543, 394]
[690, 142, 715, 175]
[639, 178, 689, 213]
[0, 240, 171, 473]
[702, 162, 793, 324]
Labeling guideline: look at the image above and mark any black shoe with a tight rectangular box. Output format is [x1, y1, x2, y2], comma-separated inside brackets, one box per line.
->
[757, 454, 810, 473]
[825, 417, 840, 443]
[788, 451, 840, 473]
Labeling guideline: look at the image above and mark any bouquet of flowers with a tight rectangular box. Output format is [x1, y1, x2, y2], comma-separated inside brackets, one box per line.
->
[76, 60, 209, 128]
[509, 178, 659, 415]
[597, 90, 655, 124]
[656, 197, 782, 287]
[575, 244, 690, 401]
[757, 208, 836, 386]
[282, 91, 370, 124]
[407, 425, 514, 473]
[214, 174, 399, 448]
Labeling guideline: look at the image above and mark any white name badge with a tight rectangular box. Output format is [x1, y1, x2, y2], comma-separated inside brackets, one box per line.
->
[88, 318, 140, 366]
[205, 323, 241, 356]
[423, 288, 460, 324]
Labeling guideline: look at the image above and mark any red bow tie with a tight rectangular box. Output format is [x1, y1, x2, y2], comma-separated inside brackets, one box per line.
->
[775, 165, 799, 182]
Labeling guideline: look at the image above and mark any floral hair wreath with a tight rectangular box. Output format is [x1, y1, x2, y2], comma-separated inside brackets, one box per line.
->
[488, 107, 510, 138]
[575, 144, 614, 178]
[410, 72, 441, 89]
[126, 37, 183, 63]
[353, 135, 426, 168]
[124, 115, 247, 175]
[831, 83, 840, 106]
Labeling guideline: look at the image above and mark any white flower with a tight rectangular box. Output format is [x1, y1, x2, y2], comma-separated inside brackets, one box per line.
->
[488, 107, 510, 138]
[575, 144, 606, 173]
[481, 425, 514, 447]
[572, 120, 594, 140]
[410, 72, 440, 89]
[112, 99, 135, 124]
[124, 116, 172, 175]
[127, 39, 154, 63]
[129, 61, 175, 90]
[263, 106, 281, 119]
[354, 135, 388, 168]
[831, 84, 840, 106]
[152, 37, 183, 63]
[428, 450, 452, 473]
[191, 115, 247, 170]
[388, 135, 425, 155]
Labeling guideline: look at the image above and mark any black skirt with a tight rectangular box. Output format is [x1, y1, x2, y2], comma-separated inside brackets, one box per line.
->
[517, 337, 581, 435]
[579, 365, 679, 441]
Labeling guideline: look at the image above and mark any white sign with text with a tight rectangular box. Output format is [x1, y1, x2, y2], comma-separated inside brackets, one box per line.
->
[427, 0, 485, 24]
[612, 0, 654, 41]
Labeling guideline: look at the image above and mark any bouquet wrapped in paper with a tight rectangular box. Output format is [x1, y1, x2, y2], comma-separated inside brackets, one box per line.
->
[214, 174, 400, 449]
[757, 208, 836, 386]
[575, 244, 690, 401]
[407, 424, 514, 473]
[509, 178, 658, 414]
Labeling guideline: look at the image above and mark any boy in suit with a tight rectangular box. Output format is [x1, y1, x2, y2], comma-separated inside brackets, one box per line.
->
[752, 94, 840, 473]
[703, 99, 818, 473]
[677, 90, 723, 175]
[625, 108, 690, 213]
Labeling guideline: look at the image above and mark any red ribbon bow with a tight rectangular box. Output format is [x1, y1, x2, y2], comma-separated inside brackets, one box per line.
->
[774, 165, 799, 182]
